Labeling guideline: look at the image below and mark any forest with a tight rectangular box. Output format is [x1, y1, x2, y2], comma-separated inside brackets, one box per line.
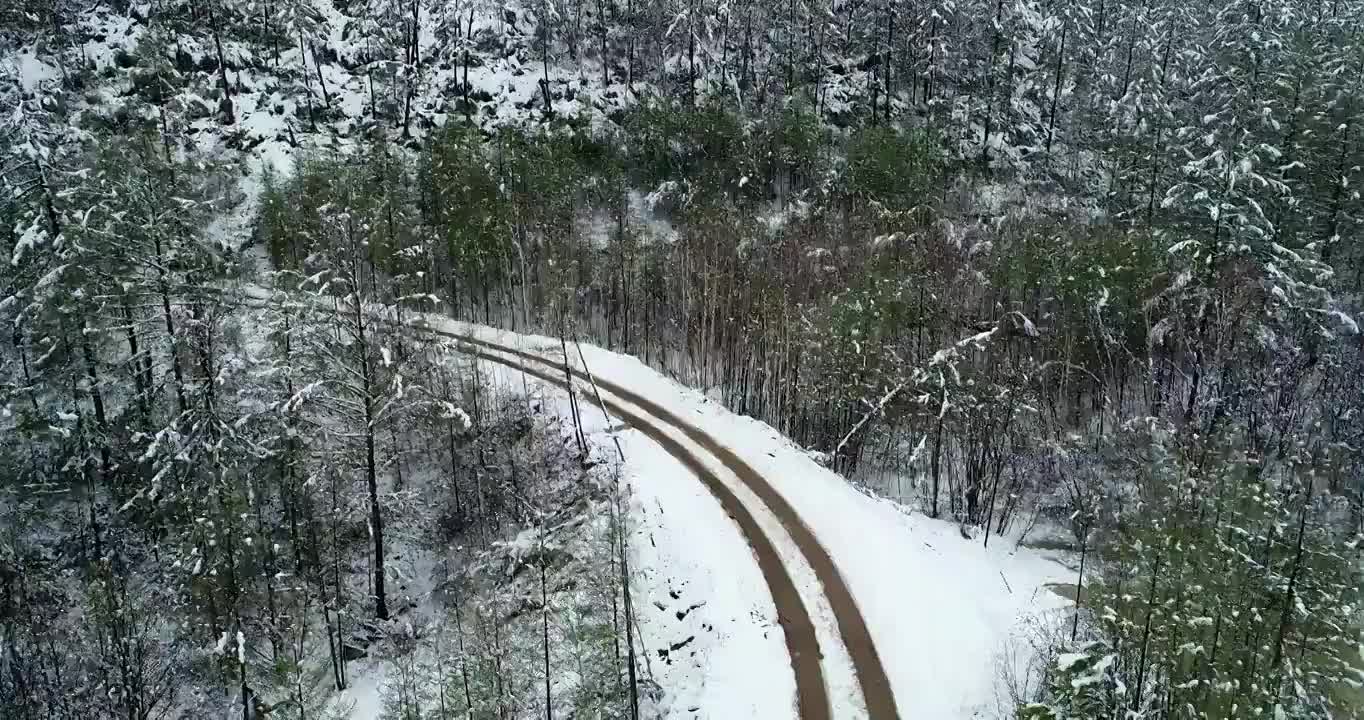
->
[2, 0, 1363, 718]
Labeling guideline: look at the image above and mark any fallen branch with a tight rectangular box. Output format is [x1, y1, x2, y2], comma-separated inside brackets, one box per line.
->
[832, 324, 1006, 458]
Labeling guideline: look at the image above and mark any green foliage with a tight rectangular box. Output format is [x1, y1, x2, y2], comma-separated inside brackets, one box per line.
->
[421, 125, 506, 286]
[1020, 642, 1119, 720]
[810, 266, 918, 406]
[768, 107, 826, 171]
[845, 126, 942, 208]
[497, 127, 583, 219]
[622, 102, 686, 183]
[623, 100, 756, 198]
[546, 116, 627, 194]
[261, 141, 425, 293]
[258, 153, 351, 271]
[1001, 227, 1161, 359]
[756, 105, 829, 197]
[1026, 431, 1364, 720]
[72, 132, 221, 280]
[354, 139, 424, 282]
[257, 166, 298, 269]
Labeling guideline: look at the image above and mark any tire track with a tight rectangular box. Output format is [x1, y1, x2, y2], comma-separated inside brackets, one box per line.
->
[448, 338, 832, 720]
[439, 332, 900, 720]
[241, 289, 895, 718]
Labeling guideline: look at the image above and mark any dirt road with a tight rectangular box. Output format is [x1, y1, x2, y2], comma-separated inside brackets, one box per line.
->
[242, 288, 899, 719]
[440, 332, 901, 720]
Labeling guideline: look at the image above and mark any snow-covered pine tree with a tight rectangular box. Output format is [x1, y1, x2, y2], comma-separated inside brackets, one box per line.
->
[1025, 427, 1362, 719]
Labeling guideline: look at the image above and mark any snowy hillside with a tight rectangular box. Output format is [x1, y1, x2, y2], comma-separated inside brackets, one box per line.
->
[5, 1, 1363, 719]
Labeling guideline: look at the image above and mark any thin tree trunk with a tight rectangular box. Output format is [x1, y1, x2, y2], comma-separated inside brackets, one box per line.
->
[1070, 529, 1088, 641]
[541, 548, 553, 720]
[1046, 20, 1068, 153]
[357, 299, 389, 621]
[207, 1, 235, 124]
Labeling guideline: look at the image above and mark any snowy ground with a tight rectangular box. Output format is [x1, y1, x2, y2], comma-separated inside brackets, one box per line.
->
[310, 354, 800, 720]
[398, 313, 1077, 719]
[235, 282, 1076, 717]
[501, 361, 801, 719]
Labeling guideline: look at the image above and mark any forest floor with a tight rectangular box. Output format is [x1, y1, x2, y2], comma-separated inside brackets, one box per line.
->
[243, 286, 1080, 718]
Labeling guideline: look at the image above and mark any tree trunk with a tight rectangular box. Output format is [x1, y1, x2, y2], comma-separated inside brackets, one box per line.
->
[207, 1, 235, 124]
[930, 410, 945, 519]
[1046, 20, 1068, 153]
[352, 292, 389, 621]
[1070, 528, 1088, 641]
[541, 549, 553, 720]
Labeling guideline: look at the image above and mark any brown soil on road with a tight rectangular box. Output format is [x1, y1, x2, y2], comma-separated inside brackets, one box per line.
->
[444, 332, 902, 720]
[451, 339, 832, 719]
[246, 288, 898, 719]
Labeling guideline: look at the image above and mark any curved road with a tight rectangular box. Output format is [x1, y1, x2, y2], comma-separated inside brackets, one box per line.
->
[244, 288, 899, 719]
[452, 337, 832, 718]
[438, 331, 901, 720]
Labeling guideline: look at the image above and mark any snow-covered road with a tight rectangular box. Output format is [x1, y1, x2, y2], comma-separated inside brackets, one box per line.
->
[414, 316, 1076, 719]
[242, 287, 1074, 718]
[422, 328, 854, 718]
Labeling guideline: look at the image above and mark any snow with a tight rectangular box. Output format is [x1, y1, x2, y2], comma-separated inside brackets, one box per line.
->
[1069, 654, 1114, 689]
[14, 50, 58, 91]
[605, 369, 1064, 715]
[400, 309, 1075, 719]
[77, 11, 140, 74]
[331, 662, 387, 719]
[1328, 309, 1360, 335]
[236, 284, 1075, 717]
[443, 403, 472, 429]
[474, 354, 801, 718]
[1055, 652, 1088, 672]
[615, 405, 801, 717]
[629, 189, 680, 244]
[9, 223, 44, 266]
